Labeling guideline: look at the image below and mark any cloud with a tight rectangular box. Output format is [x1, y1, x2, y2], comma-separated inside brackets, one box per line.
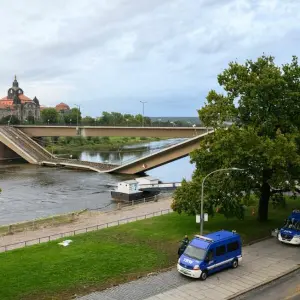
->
[0, 0, 299, 116]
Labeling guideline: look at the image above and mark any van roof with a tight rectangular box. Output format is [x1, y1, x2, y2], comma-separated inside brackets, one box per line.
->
[190, 230, 239, 249]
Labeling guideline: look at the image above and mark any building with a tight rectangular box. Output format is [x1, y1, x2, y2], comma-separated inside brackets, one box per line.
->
[55, 102, 70, 113]
[0, 76, 40, 122]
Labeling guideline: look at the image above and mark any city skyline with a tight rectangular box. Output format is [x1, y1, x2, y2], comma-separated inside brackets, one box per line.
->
[0, 0, 299, 117]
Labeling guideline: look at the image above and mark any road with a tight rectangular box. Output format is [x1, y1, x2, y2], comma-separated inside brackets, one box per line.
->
[235, 269, 300, 300]
[79, 239, 300, 300]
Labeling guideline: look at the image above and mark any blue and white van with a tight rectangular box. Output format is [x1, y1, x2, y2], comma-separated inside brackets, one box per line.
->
[177, 230, 242, 280]
[277, 209, 300, 245]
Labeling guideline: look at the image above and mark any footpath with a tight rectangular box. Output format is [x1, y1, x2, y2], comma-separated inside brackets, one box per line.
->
[79, 238, 300, 300]
[0, 197, 172, 251]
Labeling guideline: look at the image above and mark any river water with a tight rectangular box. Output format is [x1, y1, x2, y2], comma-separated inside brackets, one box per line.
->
[0, 139, 195, 225]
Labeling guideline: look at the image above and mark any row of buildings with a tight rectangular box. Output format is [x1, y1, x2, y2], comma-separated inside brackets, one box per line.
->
[0, 76, 71, 122]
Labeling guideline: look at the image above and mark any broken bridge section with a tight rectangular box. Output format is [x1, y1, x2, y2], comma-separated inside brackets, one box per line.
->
[108, 130, 214, 174]
[1, 126, 214, 174]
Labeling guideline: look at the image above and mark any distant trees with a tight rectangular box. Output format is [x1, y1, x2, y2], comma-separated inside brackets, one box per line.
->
[63, 108, 82, 125]
[38, 107, 196, 127]
[0, 115, 20, 125]
[41, 108, 59, 124]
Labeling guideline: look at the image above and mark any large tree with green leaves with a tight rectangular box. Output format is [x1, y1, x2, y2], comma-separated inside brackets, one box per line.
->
[172, 55, 300, 222]
[41, 108, 59, 124]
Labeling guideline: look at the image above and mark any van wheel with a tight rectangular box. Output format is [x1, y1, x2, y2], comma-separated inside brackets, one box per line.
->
[200, 270, 208, 281]
[232, 259, 238, 269]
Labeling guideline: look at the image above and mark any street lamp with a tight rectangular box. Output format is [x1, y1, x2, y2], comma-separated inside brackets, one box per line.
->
[47, 119, 50, 125]
[158, 118, 161, 127]
[69, 119, 72, 126]
[74, 104, 80, 127]
[200, 167, 244, 235]
[140, 101, 147, 127]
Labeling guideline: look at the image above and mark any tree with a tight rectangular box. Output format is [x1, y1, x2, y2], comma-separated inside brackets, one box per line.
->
[81, 116, 95, 126]
[172, 55, 300, 222]
[0, 115, 20, 125]
[41, 108, 59, 124]
[64, 108, 81, 125]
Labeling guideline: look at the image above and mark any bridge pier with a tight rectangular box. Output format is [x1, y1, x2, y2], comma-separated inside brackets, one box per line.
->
[0, 142, 20, 161]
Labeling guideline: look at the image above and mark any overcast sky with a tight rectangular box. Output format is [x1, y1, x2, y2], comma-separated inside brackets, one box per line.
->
[0, 0, 299, 117]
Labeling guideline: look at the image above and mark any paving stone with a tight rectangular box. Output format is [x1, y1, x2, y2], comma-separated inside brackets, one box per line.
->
[78, 239, 300, 300]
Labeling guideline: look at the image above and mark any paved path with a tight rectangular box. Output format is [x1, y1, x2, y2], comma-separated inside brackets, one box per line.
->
[0, 197, 172, 251]
[235, 269, 300, 300]
[79, 239, 300, 300]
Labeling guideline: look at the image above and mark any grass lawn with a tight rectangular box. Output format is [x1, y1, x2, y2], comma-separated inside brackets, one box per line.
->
[0, 199, 298, 300]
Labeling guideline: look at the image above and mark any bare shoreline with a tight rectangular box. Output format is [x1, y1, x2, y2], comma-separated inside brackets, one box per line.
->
[0, 197, 173, 251]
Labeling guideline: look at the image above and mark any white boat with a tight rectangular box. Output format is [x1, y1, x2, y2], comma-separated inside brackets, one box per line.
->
[110, 176, 161, 202]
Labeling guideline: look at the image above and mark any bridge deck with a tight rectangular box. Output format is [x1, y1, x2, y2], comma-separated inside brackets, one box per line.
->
[0, 126, 214, 174]
[41, 159, 118, 172]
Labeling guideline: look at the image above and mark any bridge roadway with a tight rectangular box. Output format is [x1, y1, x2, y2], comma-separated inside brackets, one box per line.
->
[15, 125, 211, 138]
[0, 126, 214, 174]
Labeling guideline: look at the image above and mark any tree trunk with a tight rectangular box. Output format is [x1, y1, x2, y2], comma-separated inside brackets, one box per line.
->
[258, 173, 271, 222]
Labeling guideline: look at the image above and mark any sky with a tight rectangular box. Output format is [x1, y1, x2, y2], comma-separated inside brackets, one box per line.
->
[0, 0, 299, 117]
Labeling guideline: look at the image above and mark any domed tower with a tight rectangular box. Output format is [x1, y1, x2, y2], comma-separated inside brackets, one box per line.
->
[7, 75, 24, 99]
[12, 75, 19, 88]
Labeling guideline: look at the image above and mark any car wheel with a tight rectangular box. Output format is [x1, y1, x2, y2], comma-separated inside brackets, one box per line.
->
[232, 259, 238, 269]
[200, 270, 208, 281]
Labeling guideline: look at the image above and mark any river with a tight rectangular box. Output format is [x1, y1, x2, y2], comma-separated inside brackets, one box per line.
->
[0, 138, 195, 225]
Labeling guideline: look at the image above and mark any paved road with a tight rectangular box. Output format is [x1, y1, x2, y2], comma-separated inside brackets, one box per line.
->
[235, 269, 300, 300]
[79, 239, 300, 300]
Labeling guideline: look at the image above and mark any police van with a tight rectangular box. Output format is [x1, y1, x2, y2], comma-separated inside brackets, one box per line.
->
[277, 209, 300, 245]
[177, 230, 242, 280]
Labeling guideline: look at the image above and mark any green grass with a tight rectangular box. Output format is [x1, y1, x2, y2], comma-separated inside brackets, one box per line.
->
[0, 199, 298, 300]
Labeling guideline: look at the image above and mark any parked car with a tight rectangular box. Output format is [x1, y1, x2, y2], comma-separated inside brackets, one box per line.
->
[177, 230, 242, 280]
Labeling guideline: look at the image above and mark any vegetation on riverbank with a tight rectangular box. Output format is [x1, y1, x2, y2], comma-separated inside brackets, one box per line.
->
[0, 210, 86, 236]
[0, 197, 297, 300]
[43, 136, 162, 153]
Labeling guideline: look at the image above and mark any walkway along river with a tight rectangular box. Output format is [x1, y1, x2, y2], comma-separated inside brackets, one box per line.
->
[0, 138, 195, 225]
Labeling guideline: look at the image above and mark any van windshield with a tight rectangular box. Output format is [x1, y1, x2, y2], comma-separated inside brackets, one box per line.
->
[183, 245, 206, 261]
[283, 218, 300, 231]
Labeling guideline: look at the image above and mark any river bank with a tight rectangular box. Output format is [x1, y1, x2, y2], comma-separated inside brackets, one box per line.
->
[0, 195, 172, 251]
[44, 136, 163, 153]
[0, 197, 296, 300]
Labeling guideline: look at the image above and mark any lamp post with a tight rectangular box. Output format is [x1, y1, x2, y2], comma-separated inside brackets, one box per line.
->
[140, 101, 147, 127]
[74, 104, 80, 127]
[69, 119, 72, 126]
[200, 167, 244, 235]
[47, 119, 50, 125]
[158, 118, 161, 127]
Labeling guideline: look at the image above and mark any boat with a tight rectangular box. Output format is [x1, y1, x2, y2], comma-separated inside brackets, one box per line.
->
[110, 176, 161, 202]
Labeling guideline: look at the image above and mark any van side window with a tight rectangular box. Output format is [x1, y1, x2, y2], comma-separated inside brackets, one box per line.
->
[216, 245, 226, 256]
[207, 249, 214, 261]
[227, 241, 239, 252]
